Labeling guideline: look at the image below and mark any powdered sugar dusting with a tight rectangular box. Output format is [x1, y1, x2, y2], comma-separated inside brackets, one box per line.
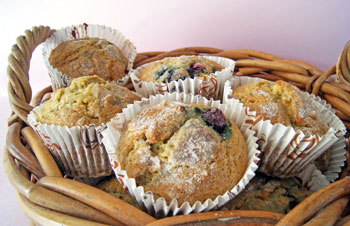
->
[170, 119, 219, 165]
[135, 145, 160, 172]
[252, 89, 269, 97]
[156, 119, 220, 196]
[259, 103, 278, 118]
[127, 101, 186, 142]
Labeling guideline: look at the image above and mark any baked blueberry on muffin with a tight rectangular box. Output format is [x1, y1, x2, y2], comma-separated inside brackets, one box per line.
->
[35, 75, 140, 127]
[231, 80, 329, 136]
[49, 37, 128, 81]
[138, 56, 224, 83]
[226, 172, 310, 214]
[115, 101, 248, 205]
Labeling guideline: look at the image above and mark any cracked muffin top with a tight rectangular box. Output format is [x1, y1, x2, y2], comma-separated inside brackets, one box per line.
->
[49, 37, 128, 81]
[232, 80, 329, 136]
[35, 75, 140, 127]
[138, 56, 224, 83]
[116, 101, 248, 205]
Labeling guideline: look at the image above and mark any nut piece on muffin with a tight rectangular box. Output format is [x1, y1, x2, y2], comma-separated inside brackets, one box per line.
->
[49, 37, 128, 81]
[225, 172, 310, 214]
[115, 101, 248, 205]
[232, 80, 329, 136]
[35, 75, 140, 127]
[138, 56, 224, 83]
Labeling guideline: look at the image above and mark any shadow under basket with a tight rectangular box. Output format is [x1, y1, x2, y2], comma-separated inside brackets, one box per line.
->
[4, 25, 350, 226]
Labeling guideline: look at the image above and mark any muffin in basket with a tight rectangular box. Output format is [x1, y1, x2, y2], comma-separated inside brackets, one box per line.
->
[231, 80, 328, 135]
[28, 75, 140, 178]
[102, 92, 260, 216]
[137, 56, 224, 83]
[130, 56, 235, 99]
[116, 101, 247, 205]
[96, 175, 138, 207]
[49, 37, 128, 82]
[43, 24, 137, 89]
[223, 77, 346, 179]
[225, 172, 310, 214]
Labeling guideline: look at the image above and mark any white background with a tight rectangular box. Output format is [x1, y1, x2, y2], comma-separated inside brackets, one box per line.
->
[1, 0, 350, 225]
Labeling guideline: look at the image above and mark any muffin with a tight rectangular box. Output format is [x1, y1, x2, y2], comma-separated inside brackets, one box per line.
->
[138, 56, 224, 83]
[130, 56, 235, 99]
[96, 175, 138, 207]
[102, 92, 260, 216]
[231, 80, 328, 136]
[49, 37, 128, 82]
[28, 75, 140, 178]
[35, 75, 140, 127]
[223, 77, 346, 178]
[43, 24, 137, 89]
[225, 172, 310, 214]
[116, 101, 247, 205]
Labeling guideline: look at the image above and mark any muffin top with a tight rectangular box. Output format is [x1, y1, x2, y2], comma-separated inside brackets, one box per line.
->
[49, 37, 128, 81]
[138, 56, 224, 83]
[35, 75, 140, 127]
[116, 101, 248, 205]
[226, 172, 310, 214]
[232, 80, 329, 136]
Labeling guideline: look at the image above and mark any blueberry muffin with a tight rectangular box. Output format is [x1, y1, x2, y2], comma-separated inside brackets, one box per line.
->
[138, 56, 224, 83]
[49, 37, 128, 81]
[225, 172, 310, 214]
[231, 80, 329, 136]
[35, 75, 140, 127]
[116, 101, 248, 205]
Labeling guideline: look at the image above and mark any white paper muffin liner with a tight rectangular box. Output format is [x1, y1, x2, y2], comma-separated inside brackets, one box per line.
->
[130, 56, 235, 100]
[298, 164, 329, 193]
[102, 92, 260, 217]
[42, 23, 137, 90]
[223, 77, 347, 179]
[27, 105, 112, 178]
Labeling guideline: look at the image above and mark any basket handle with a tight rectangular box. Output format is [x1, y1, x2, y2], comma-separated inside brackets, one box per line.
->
[7, 26, 54, 126]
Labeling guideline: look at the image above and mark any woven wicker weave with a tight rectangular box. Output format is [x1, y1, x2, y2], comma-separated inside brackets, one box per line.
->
[3, 26, 350, 226]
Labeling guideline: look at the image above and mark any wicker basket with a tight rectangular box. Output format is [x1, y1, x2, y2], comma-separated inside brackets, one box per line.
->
[3, 26, 350, 226]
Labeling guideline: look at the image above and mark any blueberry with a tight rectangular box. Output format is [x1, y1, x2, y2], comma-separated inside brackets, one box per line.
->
[192, 63, 205, 74]
[155, 68, 167, 80]
[201, 108, 227, 133]
[186, 63, 205, 78]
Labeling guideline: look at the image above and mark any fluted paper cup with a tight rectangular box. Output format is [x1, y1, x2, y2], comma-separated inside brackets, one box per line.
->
[102, 92, 260, 217]
[28, 105, 112, 178]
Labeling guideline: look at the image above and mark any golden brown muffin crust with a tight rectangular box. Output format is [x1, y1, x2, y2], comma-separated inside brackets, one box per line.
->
[138, 56, 224, 82]
[35, 75, 140, 127]
[232, 80, 329, 135]
[49, 37, 128, 80]
[116, 101, 248, 205]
